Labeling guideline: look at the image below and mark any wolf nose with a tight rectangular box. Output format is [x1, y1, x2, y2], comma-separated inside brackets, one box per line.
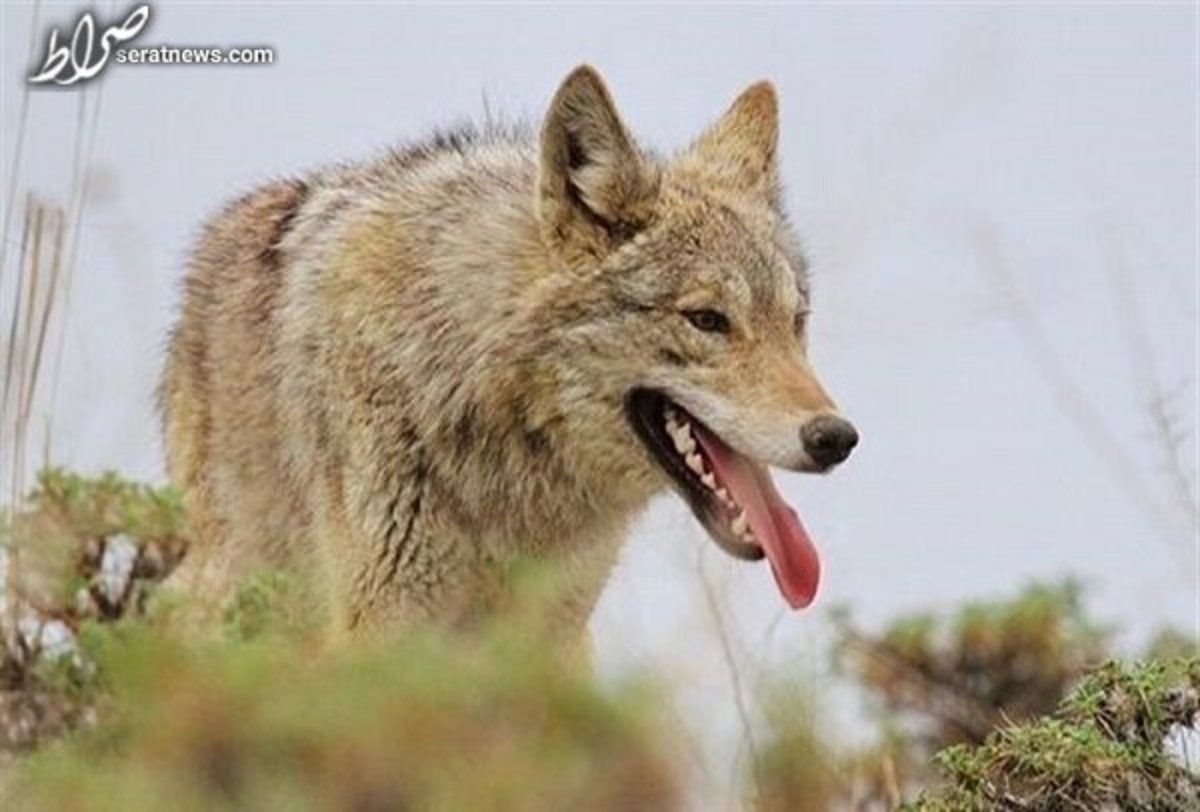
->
[801, 416, 858, 468]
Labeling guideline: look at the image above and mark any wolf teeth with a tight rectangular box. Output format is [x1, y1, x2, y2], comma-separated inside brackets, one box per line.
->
[663, 408, 750, 537]
[731, 510, 754, 542]
[664, 408, 697, 456]
[663, 405, 719, 487]
[671, 426, 696, 455]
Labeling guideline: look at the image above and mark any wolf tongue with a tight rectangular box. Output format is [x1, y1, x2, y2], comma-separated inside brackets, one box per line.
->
[692, 428, 821, 609]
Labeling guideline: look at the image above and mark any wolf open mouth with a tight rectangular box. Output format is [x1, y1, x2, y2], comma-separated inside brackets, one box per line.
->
[625, 389, 820, 609]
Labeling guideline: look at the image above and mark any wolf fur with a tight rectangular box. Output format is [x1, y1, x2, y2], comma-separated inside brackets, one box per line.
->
[160, 66, 845, 639]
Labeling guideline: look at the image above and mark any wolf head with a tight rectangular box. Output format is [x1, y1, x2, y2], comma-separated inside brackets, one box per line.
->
[530, 66, 857, 609]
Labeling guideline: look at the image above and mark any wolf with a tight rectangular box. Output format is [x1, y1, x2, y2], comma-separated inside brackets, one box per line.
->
[159, 66, 858, 640]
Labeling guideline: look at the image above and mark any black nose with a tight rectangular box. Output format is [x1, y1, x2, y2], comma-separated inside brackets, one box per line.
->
[801, 416, 859, 468]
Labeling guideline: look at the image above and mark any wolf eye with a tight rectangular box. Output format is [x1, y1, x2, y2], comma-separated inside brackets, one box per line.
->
[683, 309, 730, 334]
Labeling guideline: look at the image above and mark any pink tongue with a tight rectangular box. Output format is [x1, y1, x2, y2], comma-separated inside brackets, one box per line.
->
[693, 428, 820, 609]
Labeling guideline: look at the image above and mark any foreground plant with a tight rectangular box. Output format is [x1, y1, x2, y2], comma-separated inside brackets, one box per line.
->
[909, 657, 1199, 810]
[1, 471, 678, 808]
[1, 469, 188, 753]
[8, 616, 678, 811]
[754, 584, 1197, 809]
[835, 581, 1110, 751]
[5, 473, 1196, 810]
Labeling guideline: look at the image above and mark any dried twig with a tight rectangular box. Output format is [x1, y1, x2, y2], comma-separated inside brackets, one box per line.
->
[695, 549, 762, 806]
[972, 223, 1183, 548]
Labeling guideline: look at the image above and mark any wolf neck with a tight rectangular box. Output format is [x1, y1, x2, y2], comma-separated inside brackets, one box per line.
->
[321, 139, 660, 551]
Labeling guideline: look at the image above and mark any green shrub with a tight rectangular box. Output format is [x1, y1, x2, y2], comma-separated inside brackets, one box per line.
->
[909, 658, 1199, 810]
[1, 470, 188, 754]
[10, 617, 678, 811]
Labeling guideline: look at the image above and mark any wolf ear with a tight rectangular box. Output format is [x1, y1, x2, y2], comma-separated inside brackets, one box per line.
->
[686, 81, 780, 203]
[537, 66, 659, 258]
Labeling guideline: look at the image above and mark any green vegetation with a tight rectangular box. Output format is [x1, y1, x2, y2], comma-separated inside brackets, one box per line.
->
[835, 581, 1110, 750]
[2, 471, 1196, 809]
[910, 658, 1199, 810]
[2, 468, 187, 623]
[1, 471, 677, 809]
[10, 617, 677, 811]
[1, 469, 188, 754]
[754, 584, 1197, 809]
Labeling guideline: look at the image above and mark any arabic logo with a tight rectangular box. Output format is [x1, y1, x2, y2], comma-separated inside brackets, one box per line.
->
[29, 4, 150, 86]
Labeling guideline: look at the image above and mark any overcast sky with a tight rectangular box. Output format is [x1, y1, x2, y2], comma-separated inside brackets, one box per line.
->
[3, 1, 1196, 799]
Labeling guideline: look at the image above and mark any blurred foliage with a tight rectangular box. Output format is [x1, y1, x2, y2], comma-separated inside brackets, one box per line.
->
[753, 688, 845, 811]
[754, 583, 1198, 809]
[3, 471, 1197, 810]
[2, 468, 188, 622]
[24, 468, 186, 543]
[1, 471, 677, 810]
[1, 469, 188, 754]
[9, 615, 678, 811]
[834, 581, 1109, 750]
[1145, 628, 1200, 662]
[754, 691, 918, 811]
[220, 571, 313, 643]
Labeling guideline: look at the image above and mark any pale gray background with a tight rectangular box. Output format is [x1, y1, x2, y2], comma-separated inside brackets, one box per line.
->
[2, 1, 1196, 800]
